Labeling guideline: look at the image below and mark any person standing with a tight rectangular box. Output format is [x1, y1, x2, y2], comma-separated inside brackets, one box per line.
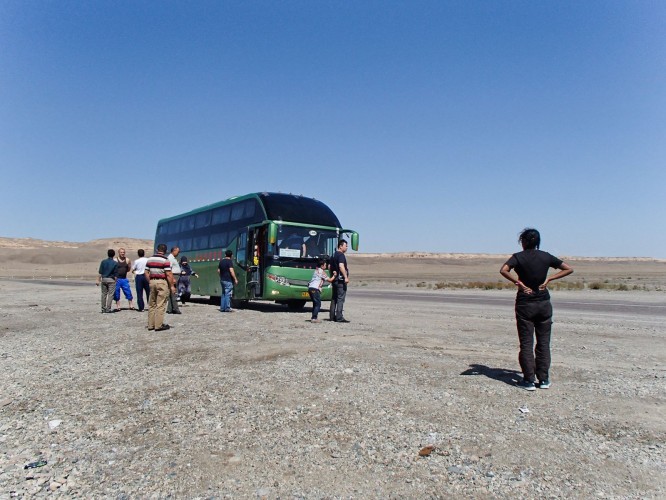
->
[113, 248, 135, 311]
[500, 228, 573, 391]
[132, 249, 150, 312]
[329, 239, 350, 323]
[166, 246, 182, 314]
[145, 243, 176, 331]
[308, 258, 336, 323]
[177, 255, 198, 304]
[96, 249, 118, 313]
[217, 250, 238, 312]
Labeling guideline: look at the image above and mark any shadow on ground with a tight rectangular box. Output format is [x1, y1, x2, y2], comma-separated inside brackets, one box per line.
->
[184, 297, 325, 315]
[460, 364, 521, 386]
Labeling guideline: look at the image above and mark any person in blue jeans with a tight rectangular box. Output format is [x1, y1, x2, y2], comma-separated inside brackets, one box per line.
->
[131, 249, 150, 312]
[113, 247, 135, 311]
[217, 250, 238, 312]
[308, 259, 336, 323]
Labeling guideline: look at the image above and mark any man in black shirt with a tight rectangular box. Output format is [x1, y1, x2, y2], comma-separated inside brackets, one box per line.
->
[329, 239, 350, 323]
[500, 228, 573, 391]
[96, 249, 118, 313]
[217, 250, 238, 312]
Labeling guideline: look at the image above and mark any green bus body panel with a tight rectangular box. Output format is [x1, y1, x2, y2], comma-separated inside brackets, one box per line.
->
[186, 260, 333, 301]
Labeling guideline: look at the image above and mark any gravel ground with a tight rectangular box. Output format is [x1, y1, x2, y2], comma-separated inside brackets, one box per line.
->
[0, 280, 664, 498]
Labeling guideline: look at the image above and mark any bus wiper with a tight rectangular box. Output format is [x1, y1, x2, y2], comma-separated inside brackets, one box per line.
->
[273, 256, 312, 265]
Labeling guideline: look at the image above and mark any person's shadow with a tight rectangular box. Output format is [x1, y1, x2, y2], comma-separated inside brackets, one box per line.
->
[460, 364, 521, 386]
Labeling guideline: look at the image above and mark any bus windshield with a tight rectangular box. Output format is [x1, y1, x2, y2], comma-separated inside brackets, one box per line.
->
[273, 226, 339, 259]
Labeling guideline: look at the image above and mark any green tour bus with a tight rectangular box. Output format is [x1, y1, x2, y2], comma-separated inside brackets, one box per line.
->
[154, 192, 359, 310]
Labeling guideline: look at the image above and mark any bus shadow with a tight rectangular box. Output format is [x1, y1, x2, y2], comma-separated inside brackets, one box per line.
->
[184, 298, 325, 314]
[460, 364, 521, 386]
[237, 302, 323, 314]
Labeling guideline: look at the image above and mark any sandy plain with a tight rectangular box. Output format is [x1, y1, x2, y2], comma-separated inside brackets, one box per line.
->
[0, 238, 665, 498]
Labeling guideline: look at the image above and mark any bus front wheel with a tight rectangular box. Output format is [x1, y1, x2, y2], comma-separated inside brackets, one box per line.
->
[231, 299, 248, 309]
[286, 300, 307, 311]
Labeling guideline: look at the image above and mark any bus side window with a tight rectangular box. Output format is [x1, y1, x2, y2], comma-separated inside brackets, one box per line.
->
[168, 220, 181, 234]
[183, 216, 195, 231]
[195, 211, 211, 228]
[231, 203, 245, 221]
[210, 232, 227, 249]
[244, 200, 256, 218]
[180, 238, 192, 252]
[193, 235, 208, 250]
[236, 231, 247, 265]
[212, 206, 230, 225]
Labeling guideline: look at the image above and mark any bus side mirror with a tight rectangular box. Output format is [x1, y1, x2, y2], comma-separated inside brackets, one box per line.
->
[351, 232, 359, 251]
[268, 223, 277, 245]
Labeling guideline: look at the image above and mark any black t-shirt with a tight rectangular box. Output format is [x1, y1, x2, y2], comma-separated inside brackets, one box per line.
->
[330, 251, 348, 280]
[505, 249, 563, 302]
[115, 258, 130, 279]
[218, 259, 234, 281]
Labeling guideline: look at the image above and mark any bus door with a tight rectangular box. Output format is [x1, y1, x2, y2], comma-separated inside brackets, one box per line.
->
[248, 227, 263, 297]
[233, 229, 250, 300]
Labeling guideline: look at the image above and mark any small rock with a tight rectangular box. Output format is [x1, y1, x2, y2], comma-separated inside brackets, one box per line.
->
[48, 420, 62, 430]
[256, 487, 271, 498]
[419, 445, 435, 457]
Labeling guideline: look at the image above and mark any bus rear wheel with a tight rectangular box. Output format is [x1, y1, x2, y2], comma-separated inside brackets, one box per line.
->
[231, 299, 248, 309]
[286, 300, 307, 311]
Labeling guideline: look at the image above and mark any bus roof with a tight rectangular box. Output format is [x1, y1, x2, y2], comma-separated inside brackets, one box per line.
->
[259, 192, 341, 227]
[158, 192, 342, 228]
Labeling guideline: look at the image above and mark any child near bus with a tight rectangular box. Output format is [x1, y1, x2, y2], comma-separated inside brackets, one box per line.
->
[308, 259, 336, 323]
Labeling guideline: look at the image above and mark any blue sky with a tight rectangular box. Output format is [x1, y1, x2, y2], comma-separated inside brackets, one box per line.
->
[2, 1, 664, 257]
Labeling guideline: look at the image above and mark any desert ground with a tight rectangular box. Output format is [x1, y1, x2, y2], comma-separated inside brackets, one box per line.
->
[0, 238, 665, 498]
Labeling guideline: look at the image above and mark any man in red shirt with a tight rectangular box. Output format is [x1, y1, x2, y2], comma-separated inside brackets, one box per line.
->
[145, 243, 177, 331]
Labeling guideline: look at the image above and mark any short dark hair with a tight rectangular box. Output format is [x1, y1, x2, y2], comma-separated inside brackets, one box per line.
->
[338, 239, 348, 249]
[225, 249, 233, 257]
[157, 243, 167, 253]
[519, 228, 541, 250]
[171, 246, 179, 253]
[317, 258, 327, 267]
[137, 249, 145, 257]
[107, 249, 115, 258]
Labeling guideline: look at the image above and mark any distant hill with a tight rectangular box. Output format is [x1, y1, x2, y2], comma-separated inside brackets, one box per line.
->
[0, 237, 154, 278]
[0, 237, 153, 250]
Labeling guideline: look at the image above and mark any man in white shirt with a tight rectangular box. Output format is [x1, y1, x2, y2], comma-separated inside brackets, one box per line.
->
[131, 249, 150, 312]
[167, 247, 182, 314]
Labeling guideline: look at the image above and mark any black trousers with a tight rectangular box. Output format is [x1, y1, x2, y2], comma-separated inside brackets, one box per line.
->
[515, 299, 553, 382]
[329, 281, 347, 321]
[135, 274, 150, 311]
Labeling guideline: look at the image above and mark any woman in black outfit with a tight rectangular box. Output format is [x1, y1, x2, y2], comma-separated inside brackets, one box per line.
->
[500, 228, 573, 391]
